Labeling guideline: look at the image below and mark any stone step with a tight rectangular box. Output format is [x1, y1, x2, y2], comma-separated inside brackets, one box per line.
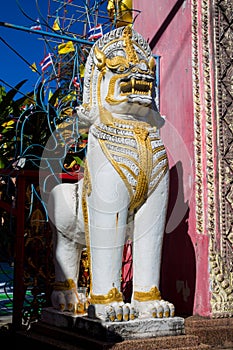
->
[15, 322, 211, 350]
[185, 316, 233, 348]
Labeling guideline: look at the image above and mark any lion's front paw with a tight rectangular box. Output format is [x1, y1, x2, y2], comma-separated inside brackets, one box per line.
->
[133, 299, 175, 318]
[88, 302, 139, 322]
[51, 289, 79, 312]
[151, 300, 175, 318]
[105, 303, 138, 322]
[51, 290, 66, 311]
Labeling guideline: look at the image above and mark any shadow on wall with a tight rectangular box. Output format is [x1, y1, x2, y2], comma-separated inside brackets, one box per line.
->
[160, 161, 196, 317]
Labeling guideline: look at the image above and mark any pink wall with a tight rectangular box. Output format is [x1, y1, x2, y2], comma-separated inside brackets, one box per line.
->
[133, 0, 210, 317]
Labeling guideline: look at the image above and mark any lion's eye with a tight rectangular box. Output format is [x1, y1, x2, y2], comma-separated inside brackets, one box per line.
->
[139, 62, 148, 71]
[106, 57, 129, 72]
[117, 65, 127, 73]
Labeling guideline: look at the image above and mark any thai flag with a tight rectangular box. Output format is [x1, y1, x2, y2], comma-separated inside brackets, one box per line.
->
[73, 77, 80, 89]
[30, 19, 42, 30]
[30, 24, 42, 30]
[88, 24, 103, 40]
[40, 53, 53, 72]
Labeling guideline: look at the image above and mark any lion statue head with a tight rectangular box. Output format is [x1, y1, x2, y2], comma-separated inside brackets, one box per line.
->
[77, 26, 164, 128]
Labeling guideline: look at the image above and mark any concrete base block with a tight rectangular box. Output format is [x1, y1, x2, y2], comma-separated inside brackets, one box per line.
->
[41, 307, 185, 341]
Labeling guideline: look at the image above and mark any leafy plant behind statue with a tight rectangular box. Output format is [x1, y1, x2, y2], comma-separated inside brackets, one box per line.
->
[0, 80, 86, 171]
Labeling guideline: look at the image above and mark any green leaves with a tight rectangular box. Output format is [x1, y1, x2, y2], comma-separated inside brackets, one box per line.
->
[0, 81, 87, 171]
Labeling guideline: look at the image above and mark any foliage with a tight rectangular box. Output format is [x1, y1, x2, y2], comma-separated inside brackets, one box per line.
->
[0, 80, 28, 168]
[0, 81, 86, 171]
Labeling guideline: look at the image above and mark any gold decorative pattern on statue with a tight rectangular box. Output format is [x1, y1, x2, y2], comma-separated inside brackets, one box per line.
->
[122, 26, 139, 64]
[129, 125, 152, 211]
[148, 163, 168, 198]
[90, 287, 123, 304]
[96, 70, 111, 124]
[113, 117, 151, 129]
[105, 72, 130, 105]
[94, 45, 106, 72]
[149, 56, 156, 74]
[94, 119, 167, 211]
[94, 27, 153, 108]
[99, 106, 114, 125]
[53, 279, 76, 291]
[133, 286, 161, 302]
[83, 162, 92, 197]
[82, 162, 92, 292]
[82, 26, 152, 110]
[88, 65, 95, 113]
[106, 55, 129, 71]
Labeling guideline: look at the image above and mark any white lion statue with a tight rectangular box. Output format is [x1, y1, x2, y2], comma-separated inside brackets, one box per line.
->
[47, 26, 174, 321]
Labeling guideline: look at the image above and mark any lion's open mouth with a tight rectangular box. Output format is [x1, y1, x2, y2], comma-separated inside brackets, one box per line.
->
[120, 78, 153, 96]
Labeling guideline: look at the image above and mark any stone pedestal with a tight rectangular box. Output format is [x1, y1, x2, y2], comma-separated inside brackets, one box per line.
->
[16, 308, 224, 349]
[41, 307, 185, 341]
[16, 314, 212, 349]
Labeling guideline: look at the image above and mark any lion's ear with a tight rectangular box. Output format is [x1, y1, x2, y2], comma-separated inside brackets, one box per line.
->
[149, 56, 156, 74]
[94, 46, 106, 71]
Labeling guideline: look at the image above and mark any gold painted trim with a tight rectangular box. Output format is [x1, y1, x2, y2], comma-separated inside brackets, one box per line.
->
[152, 145, 166, 155]
[129, 126, 152, 210]
[122, 26, 139, 64]
[105, 72, 129, 106]
[100, 28, 150, 63]
[113, 117, 152, 129]
[148, 165, 168, 198]
[53, 279, 76, 291]
[90, 287, 123, 304]
[82, 162, 92, 291]
[150, 163, 168, 183]
[95, 119, 168, 211]
[133, 286, 161, 301]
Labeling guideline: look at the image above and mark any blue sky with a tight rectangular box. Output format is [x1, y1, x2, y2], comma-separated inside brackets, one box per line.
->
[0, 0, 110, 99]
[0, 0, 49, 96]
